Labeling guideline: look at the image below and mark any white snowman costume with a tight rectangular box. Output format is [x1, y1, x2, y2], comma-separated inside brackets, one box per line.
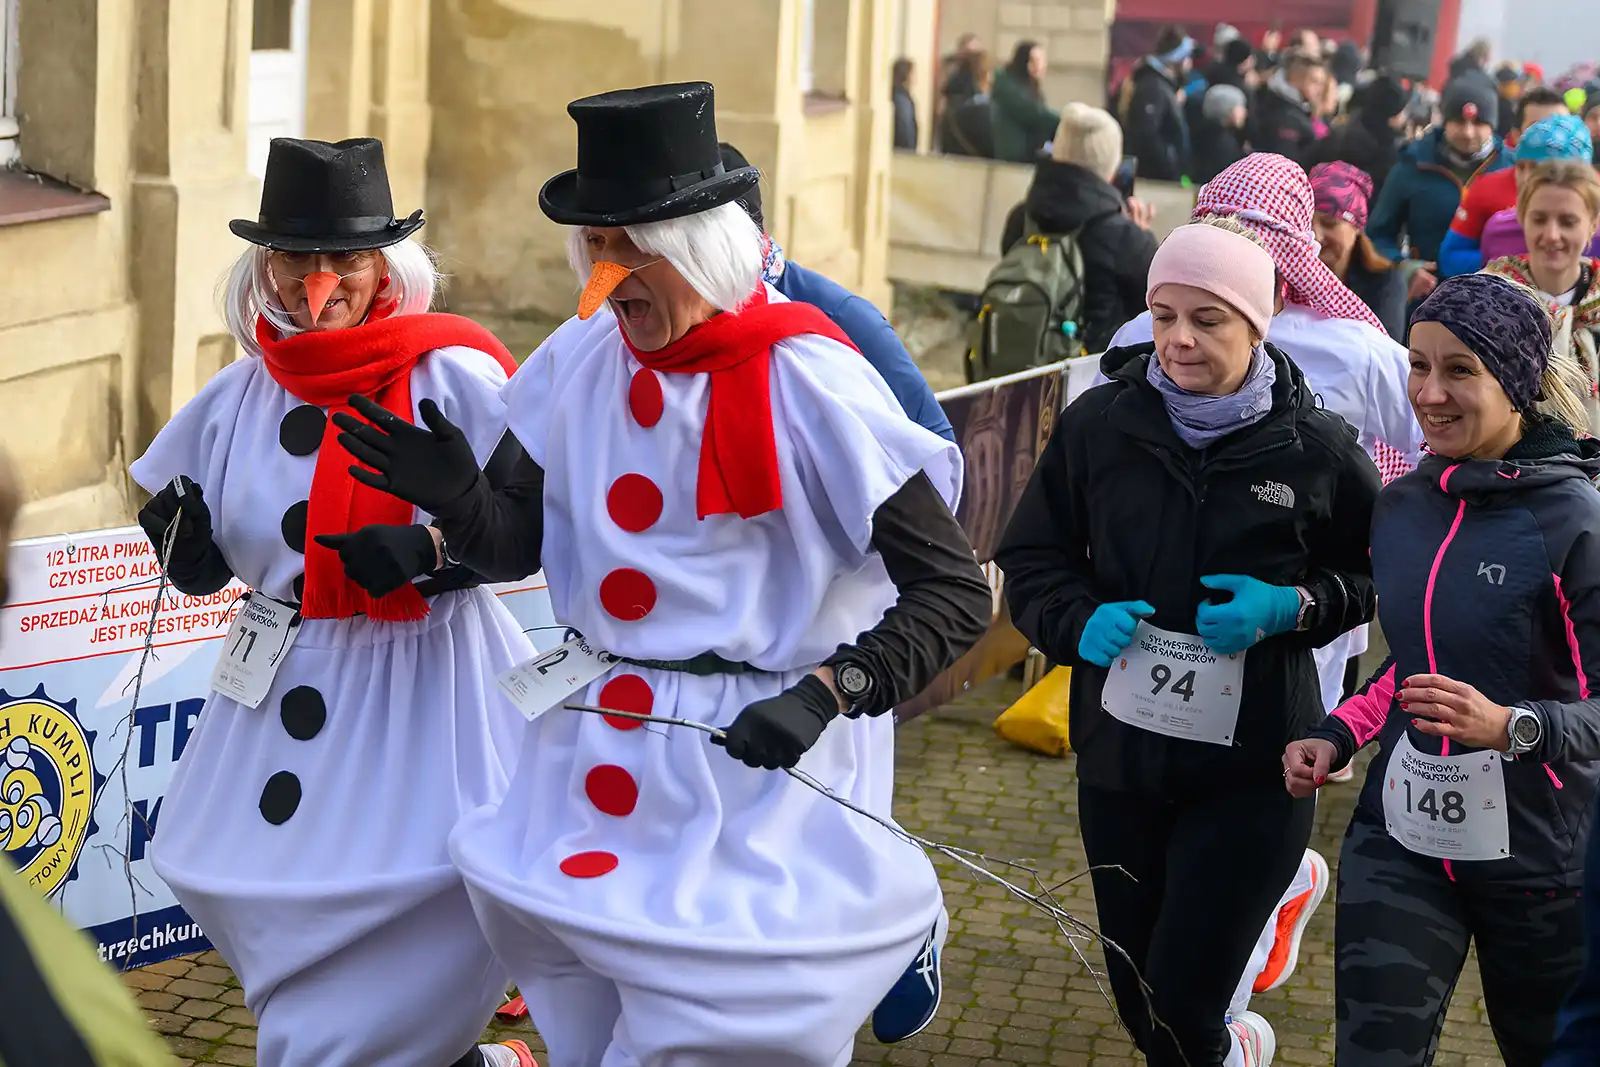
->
[449, 286, 959, 1067]
[130, 346, 532, 1067]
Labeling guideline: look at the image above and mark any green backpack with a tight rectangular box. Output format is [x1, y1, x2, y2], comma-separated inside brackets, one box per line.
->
[966, 215, 1089, 384]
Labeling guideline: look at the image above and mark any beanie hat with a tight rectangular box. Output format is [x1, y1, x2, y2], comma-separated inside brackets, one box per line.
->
[1442, 76, 1500, 127]
[1221, 38, 1255, 69]
[1565, 87, 1590, 114]
[1355, 75, 1409, 122]
[1309, 161, 1375, 230]
[1052, 102, 1124, 177]
[1203, 84, 1248, 125]
[1147, 223, 1277, 339]
[1515, 114, 1593, 163]
[1213, 23, 1241, 48]
[1412, 274, 1551, 411]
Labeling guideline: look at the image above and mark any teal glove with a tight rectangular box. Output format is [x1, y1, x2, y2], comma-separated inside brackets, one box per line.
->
[1078, 600, 1156, 668]
[1195, 575, 1300, 655]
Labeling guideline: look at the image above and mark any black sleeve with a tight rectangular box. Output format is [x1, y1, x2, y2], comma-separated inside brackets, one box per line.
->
[1292, 426, 1381, 648]
[994, 403, 1102, 666]
[165, 545, 234, 598]
[822, 472, 992, 715]
[429, 431, 545, 584]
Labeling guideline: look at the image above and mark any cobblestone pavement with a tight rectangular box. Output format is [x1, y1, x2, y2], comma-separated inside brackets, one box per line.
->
[127, 682, 1504, 1066]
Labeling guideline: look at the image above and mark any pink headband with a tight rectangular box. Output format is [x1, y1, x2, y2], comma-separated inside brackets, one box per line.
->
[1146, 224, 1276, 339]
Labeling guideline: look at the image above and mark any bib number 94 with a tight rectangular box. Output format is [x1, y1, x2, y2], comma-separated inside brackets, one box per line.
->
[1149, 664, 1196, 702]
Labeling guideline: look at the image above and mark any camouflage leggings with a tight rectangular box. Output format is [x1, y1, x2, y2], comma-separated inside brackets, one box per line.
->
[1336, 816, 1585, 1067]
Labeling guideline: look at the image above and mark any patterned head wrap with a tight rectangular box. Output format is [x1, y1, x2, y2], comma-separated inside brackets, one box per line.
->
[1193, 154, 1387, 332]
[1412, 274, 1552, 410]
[1515, 113, 1594, 163]
[1309, 162, 1375, 230]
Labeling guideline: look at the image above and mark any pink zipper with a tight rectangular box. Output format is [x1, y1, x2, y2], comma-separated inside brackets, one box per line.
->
[1423, 474, 1465, 881]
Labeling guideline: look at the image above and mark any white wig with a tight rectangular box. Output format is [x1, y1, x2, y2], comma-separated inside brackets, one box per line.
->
[218, 237, 442, 356]
[565, 201, 764, 313]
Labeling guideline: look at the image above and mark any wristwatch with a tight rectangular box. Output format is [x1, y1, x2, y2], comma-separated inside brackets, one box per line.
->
[1292, 586, 1316, 632]
[830, 658, 876, 718]
[1506, 704, 1543, 757]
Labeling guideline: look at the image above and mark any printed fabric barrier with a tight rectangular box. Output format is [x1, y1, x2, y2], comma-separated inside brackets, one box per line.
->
[896, 362, 1067, 723]
[0, 524, 556, 970]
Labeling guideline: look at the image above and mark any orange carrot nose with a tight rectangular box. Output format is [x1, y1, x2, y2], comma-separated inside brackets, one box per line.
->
[578, 261, 634, 320]
[302, 271, 341, 322]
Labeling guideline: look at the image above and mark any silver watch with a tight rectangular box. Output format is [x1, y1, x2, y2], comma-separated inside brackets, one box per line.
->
[1293, 586, 1316, 632]
[1506, 705, 1543, 756]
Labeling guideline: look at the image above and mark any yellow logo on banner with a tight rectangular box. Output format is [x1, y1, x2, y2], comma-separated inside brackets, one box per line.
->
[0, 687, 99, 897]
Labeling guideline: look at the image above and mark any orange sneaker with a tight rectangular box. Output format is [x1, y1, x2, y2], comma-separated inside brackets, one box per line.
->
[1252, 849, 1329, 994]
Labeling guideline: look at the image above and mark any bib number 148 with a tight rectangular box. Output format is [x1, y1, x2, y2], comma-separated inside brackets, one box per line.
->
[1149, 664, 1196, 702]
[1403, 781, 1467, 825]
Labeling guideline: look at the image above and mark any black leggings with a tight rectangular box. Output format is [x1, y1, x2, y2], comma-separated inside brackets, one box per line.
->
[1335, 816, 1585, 1067]
[1078, 781, 1315, 1067]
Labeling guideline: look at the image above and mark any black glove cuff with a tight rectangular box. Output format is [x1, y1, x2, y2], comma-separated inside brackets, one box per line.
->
[792, 673, 843, 728]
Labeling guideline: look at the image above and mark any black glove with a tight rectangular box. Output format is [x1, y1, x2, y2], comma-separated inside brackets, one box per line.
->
[713, 674, 842, 770]
[314, 524, 437, 598]
[138, 476, 216, 568]
[332, 395, 481, 513]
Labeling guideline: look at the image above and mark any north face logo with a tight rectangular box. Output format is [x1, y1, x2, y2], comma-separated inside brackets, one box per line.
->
[1251, 481, 1295, 508]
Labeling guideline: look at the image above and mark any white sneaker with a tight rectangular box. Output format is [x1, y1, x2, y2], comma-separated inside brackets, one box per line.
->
[1228, 1010, 1276, 1066]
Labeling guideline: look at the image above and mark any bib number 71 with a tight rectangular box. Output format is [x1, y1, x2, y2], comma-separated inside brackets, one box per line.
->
[1150, 664, 1196, 702]
[1403, 781, 1467, 824]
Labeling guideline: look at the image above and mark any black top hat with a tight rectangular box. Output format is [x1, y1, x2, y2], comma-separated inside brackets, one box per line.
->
[229, 138, 425, 253]
[540, 82, 759, 227]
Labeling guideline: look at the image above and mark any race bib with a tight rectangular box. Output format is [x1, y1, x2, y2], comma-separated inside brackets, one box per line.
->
[1383, 734, 1511, 861]
[211, 592, 302, 709]
[498, 633, 618, 722]
[1101, 623, 1245, 746]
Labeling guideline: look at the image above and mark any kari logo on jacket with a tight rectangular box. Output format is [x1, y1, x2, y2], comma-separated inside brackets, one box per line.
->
[1251, 481, 1296, 508]
[0, 685, 102, 897]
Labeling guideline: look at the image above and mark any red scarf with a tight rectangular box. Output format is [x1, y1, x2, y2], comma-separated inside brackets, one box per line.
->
[257, 313, 517, 621]
[622, 288, 858, 520]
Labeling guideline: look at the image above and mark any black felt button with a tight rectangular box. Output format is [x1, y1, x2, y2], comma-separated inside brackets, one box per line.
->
[258, 771, 301, 825]
[280, 686, 326, 741]
[292, 574, 305, 603]
[281, 500, 309, 554]
[279, 406, 326, 456]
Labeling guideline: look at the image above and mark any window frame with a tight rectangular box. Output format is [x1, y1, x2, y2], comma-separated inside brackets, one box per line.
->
[1, 0, 18, 166]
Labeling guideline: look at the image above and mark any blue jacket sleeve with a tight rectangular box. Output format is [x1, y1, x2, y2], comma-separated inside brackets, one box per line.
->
[828, 295, 955, 443]
[1367, 166, 1410, 262]
[1547, 790, 1600, 1065]
[1436, 229, 1483, 278]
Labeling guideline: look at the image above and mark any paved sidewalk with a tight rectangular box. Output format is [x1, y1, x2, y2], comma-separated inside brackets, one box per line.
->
[126, 682, 1503, 1066]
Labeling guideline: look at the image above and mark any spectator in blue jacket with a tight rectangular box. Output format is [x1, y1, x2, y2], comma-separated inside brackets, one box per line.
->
[1367, 77, 1513, 306]
[719, 144, 955, 443]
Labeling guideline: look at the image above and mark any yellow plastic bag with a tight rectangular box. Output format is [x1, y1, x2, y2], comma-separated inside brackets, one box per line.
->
[993, 665, 1072, 757]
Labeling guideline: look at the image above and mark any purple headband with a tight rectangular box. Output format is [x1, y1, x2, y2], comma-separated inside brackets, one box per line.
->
[1411, 274, 1552, 410]
[1309, 162, 1374, 231]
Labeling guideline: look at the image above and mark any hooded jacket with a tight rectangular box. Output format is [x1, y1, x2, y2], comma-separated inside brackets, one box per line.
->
[1253, 75, 1319, 166]
[1367, 127, 1513, 263]
[997, 343, 1380, 795]
[999, 160, 1159, 353]
[1308, 113, 1405, 200]
[1121, 58, 1188, 181]
[991, 68, 1059, 163]
[1310, 421, 1600, 887]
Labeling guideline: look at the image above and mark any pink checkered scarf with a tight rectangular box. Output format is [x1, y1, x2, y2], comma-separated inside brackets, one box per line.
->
[1194, 154, 1413, 483]
[1193, 154, 1387, 334]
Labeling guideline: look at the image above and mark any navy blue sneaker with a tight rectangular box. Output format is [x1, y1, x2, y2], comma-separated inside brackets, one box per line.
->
[871, 906, 948, 1043]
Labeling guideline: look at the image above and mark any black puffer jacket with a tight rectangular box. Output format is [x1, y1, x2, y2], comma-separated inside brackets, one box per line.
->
[1310, 422, 1600, 887]
[997, 343, 1380, 795]
[1122, 59, 1187, 181]
[1253, 79, 1318, 166]
[1308, 114, 1404, 200]
[999, 161, 1158, 353]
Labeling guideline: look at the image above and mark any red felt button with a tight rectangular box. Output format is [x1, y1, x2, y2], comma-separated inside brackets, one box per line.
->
[585, 764, 640, 816]
[629, 369, 664, 428]
[558, 850, 619, 878]
[600, 568, 657, 621]
[607, 474, 663, 533]
[598, 674, 654, 731]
